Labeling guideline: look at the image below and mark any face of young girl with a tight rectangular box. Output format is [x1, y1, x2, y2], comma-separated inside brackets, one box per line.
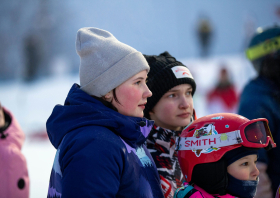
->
[111, 70, 152, 117]
[149, 84, 193, 131]
[227, 154, 259, 181]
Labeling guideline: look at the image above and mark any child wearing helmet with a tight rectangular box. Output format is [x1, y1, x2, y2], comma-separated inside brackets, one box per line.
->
[143, 51, 196, 198]
[175, 113, 276, 198]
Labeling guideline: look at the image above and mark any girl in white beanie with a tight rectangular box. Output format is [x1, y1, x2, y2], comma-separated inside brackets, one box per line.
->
[46, 27, 164, 198]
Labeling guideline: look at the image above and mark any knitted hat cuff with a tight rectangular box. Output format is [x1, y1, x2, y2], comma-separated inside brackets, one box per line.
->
[147, 65, 195, 93]
[81, 51, 149, 97]
[223, 146, 259, 166]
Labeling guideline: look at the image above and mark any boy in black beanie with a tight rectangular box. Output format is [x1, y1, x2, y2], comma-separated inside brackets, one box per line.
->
[144, 51, 196, 198]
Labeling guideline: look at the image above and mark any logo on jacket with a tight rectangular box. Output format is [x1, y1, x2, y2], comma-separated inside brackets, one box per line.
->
[136, 147, 153, 167]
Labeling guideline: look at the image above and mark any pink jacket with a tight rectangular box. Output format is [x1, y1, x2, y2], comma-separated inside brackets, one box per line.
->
[0, 107, 29, 198]
[175, 183, 237, 198]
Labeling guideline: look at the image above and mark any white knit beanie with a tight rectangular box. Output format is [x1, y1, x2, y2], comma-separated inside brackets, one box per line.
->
[76, 27, 150, 97]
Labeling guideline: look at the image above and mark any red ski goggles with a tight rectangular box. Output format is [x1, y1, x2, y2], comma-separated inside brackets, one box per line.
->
[176, 118, 276, 151]
[238, 118, 276, 149]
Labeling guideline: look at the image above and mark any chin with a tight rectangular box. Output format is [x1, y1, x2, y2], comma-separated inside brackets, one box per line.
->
[137, 110, 144, 117]
[177, 119, 190, 125]
[131, 112, 143, 118]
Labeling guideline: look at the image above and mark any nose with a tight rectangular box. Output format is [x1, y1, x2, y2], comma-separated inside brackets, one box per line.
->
[179, 95, 190, 109]
[251, 164, 259, 180]
[143, 84, 152, 98]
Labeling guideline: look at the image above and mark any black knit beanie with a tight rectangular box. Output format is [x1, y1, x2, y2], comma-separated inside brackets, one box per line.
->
[223, 146, 259, 166]
[144, 51, 196, 119]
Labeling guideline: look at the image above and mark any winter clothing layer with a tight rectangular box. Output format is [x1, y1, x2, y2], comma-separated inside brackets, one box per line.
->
[47, 84, 164, 198]
[226, 173, 258, 198]
[77, 27, 150, 97]
[223, 146, 259, 166]
[0, 107, 29, 198]
[238, 76, 280, 195]
[143, 51, 196, 119]
[276, 185, 280, 198]
[174, 183, 237, 198]
[146, 125, 183, 198]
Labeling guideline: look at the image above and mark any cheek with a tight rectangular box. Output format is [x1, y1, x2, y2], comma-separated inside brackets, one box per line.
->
[228, 166, 249, 180]
[189, 98, 194, 109]
[162, 103, 176, 115]
[236, 171, 249, 180]
[117, 86, 142, 108]
[156, 102, 176, 118]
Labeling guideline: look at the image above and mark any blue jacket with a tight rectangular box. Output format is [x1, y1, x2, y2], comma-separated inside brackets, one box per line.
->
[238, 76, 280, 195]
[46, 84, 164, 198]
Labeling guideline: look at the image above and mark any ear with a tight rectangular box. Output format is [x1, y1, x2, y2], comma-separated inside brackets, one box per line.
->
[104, 91, 113, 102]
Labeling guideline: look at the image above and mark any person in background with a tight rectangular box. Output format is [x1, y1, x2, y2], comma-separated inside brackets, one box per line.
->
[143, 51, 196, 198]
[0, 103, 29, 198]
[238, 25, 280, 198]
[175, 113, 276, 198]
[206, 66, 238, 114]
[196, 16, 213, 57]
[46, 27, 164, 198]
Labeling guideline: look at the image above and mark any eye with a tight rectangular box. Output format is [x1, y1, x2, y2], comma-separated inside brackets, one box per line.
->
[241, 162, 249, 166]
[168, 94, 175, 98]
[135, 81, 141, 85]
[186, 91, 192, 96]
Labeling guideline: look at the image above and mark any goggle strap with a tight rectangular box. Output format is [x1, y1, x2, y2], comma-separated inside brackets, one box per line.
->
[246, 36, 280, 61]
[176, 130, 242, 151]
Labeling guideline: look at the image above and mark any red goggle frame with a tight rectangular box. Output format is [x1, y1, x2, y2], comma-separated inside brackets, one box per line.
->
[238, 118, 276, 149]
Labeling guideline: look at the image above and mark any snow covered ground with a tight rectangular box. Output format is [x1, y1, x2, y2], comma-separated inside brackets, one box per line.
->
[0, 54, 256, 198]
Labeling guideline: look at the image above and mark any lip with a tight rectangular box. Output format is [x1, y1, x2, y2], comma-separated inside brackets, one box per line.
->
[138, 103, 146, 109]
[177, 113, 191, 118]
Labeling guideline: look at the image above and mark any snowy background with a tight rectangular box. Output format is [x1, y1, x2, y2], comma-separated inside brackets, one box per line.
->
[0, 1, 279, 197]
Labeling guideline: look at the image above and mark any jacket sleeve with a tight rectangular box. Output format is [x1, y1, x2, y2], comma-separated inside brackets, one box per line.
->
[174, 186, 205, 198]
[0, 144, 29, 198]
[59, 131, 124, 198]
